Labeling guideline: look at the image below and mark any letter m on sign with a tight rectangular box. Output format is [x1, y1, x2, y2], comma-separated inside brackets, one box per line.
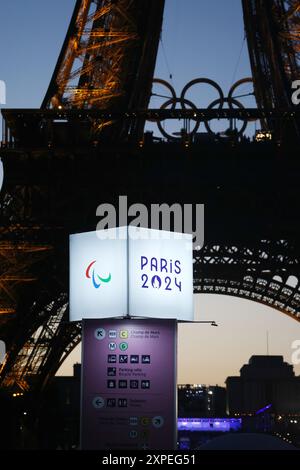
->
[0, 80, 6, 105]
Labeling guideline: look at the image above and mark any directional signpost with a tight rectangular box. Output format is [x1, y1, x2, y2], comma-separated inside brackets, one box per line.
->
[81, 319, 177, 450]
[70, 227, 194, 450]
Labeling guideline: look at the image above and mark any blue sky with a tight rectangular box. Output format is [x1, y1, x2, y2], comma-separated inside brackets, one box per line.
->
[0, 0, 256, 135]
[154, 0, 250, 96]
[1, 1, 299, 383]
[0, 1, 254, 110]
[0, 0, 74, 108]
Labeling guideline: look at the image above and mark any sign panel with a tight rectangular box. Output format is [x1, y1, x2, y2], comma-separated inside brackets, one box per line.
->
[81, 319, 177, 450]
[69, 227, 193, 321]
[128, 227, 193, 320]
[69, 227, 127, 321]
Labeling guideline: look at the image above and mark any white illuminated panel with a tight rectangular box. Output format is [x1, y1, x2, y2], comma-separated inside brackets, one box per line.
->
[128, 227, 194, 321]
[69, 227, 194, 321]
[69, 227, 127, 321]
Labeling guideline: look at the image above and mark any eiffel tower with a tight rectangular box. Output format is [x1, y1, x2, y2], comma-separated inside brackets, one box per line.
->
[0, 0, 299, 394]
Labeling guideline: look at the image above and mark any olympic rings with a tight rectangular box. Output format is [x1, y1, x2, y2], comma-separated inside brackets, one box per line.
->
[150, 77, 254, 139]
[228, 77, 254, 107]
[157, 98, 200, 140]
[151, 78, 177, 108]
[180, 78, 225, 110]
[204, 97, 248, 136]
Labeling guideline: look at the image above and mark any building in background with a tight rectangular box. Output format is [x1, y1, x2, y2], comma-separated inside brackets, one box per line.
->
[178, 384, 226, 417]
[226, 356, 300, 415]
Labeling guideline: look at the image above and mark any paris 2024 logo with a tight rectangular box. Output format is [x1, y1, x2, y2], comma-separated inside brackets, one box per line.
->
[140, 255, 182, 293]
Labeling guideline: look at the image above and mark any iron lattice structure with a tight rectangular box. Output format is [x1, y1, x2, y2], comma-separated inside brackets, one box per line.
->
[194, 241, 300, 321]
[0, 0, 165, 391]
[42, 0, 164, 138]
[242, 0, 300, 135]
[0, 0, 300, 393]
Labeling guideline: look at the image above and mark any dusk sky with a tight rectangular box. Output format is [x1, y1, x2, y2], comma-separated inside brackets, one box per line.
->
[1, 0, 300, 385]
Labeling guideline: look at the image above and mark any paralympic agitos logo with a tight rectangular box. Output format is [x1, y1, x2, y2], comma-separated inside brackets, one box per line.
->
[85, 260, 111, 289]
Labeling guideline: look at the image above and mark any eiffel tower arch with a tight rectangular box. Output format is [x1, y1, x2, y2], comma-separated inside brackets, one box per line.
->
[0, 0, 300, 393]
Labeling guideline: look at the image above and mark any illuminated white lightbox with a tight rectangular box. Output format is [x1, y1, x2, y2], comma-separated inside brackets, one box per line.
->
[69, 227, 193, 321]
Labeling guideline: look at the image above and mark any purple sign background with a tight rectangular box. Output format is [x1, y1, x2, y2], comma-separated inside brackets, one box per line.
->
[81, 319, 177, 450]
